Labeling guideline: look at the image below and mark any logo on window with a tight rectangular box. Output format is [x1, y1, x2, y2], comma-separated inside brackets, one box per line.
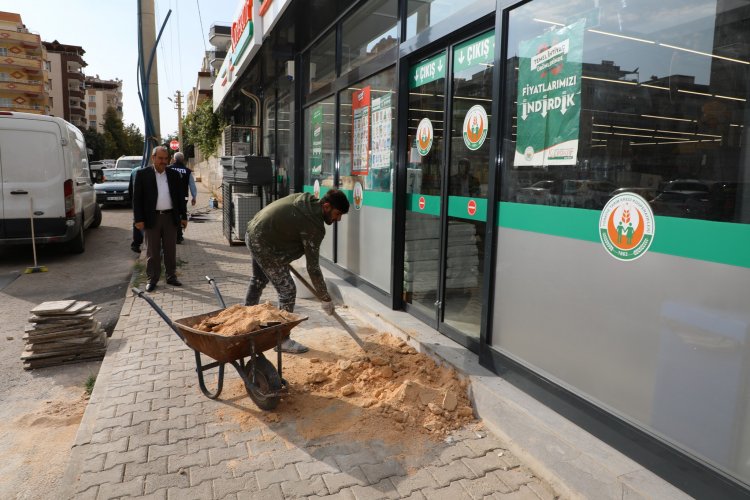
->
[416, 118, 433, 156]
[599, 193, 655, 261]
[463, 104, 488, 151]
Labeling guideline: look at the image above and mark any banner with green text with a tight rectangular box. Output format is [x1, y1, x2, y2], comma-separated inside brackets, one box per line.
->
[515, 19, 584, 167]
[311, 105, 323, 176]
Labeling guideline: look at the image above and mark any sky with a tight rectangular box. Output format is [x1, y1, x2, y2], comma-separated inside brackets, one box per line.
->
[1, 0, 241, 139]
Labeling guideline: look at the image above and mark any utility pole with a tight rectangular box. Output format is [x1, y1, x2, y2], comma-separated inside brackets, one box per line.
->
[139, 0, 161, 144]
[173, 90, 183, 152]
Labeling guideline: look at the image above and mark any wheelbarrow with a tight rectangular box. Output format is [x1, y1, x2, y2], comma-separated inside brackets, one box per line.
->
[131, 276, 307, 410]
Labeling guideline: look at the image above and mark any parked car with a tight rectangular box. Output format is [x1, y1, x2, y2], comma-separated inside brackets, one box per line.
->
[115, 155, 144, 170]
[95, 168, 133, 207]
[515, 179, 561, 205]
[650, 191, 711, 219]
[0, 111, 100, 253]
[609, 186, 658, 201]
[561, 180, 617, 209]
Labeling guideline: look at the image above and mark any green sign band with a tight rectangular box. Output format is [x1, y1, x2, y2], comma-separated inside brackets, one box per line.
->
[410, 52, 447, 89]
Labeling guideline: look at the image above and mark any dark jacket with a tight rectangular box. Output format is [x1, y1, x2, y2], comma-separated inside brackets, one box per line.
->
[132, 166, 187, 229]
[246, 193, 330, 301]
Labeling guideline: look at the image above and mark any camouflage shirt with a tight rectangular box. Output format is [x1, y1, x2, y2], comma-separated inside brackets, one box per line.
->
[246, 193, 330, 301]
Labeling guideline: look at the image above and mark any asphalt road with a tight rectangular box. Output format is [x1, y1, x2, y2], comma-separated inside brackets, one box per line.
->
[0, 205, 136, 498]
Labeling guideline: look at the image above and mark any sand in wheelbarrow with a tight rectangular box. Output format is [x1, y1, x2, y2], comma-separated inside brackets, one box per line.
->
[193, 303, 300, 335]
[216, 327, 477, 448]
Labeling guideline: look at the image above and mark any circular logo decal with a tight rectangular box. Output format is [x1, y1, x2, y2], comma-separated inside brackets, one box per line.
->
[599, 193, 655, 261]
[353, 182, 363, 211]
[524, 146, 535, 162]
[467, 199, 477, 216]
[463, 105, 488, 151]
[313, 180, 320, 199]
[418, 196, 426, 210]
[416, 118, 433, 156]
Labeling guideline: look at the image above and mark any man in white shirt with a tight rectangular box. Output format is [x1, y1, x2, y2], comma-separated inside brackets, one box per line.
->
[132, 146, 188, 292]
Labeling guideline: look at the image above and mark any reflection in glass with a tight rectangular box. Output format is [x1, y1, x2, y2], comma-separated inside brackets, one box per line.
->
[341, 0, 398, 75]
[406, 0, 482, 39]
[501, 0, 749, 225]
[304, 96, 336, 188]
[305, 30, 336, 95]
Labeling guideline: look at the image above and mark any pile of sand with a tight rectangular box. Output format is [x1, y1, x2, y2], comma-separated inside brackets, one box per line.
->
[193, 303, 299, 336]
[221, 329, 475, 440]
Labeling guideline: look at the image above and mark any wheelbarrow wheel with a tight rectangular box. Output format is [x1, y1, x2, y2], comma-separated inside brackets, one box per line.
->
[243, 354, 282, 410]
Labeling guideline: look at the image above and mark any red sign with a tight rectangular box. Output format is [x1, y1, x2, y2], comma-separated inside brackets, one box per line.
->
[418, 196, 426, 210]
[467, 199, 477, 216]
[231, 0, 253, 52]
[169, 140, 180, 151]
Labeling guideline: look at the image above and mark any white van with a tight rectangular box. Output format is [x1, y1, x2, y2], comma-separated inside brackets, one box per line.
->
[0, 112, 101, 253]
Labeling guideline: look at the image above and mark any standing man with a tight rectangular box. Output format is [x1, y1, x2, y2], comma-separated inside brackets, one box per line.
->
[245, 189, 350, 353]
[129, 162, 145, 253]
[133, 146, 188, 292]
[168, 152, 197, 243]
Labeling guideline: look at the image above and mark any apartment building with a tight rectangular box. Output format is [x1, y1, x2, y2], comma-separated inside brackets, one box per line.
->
[43, 39, 86, 128]
[84, 75, 122, 133]
[0, 11, 49, 114]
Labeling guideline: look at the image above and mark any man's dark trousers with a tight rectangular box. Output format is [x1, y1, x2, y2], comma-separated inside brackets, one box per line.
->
[145, 212, 178, 284]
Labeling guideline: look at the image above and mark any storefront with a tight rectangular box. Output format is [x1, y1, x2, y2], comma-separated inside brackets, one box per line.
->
[214, 0, 750, 494]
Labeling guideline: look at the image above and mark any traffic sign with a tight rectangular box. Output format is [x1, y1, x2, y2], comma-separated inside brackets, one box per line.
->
[418, 196, 426, 210]
[169, 140, 180, 151]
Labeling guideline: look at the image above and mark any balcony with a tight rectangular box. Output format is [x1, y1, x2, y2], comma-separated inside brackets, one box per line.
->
[68, 89, 83, 99]
[0, 103, 44, 114]
[209, 24, 231, 50]
[0, 29, 40, 46]
[208, 50, 227, 72]
[0, 54, 42, 70]
[66, 71, 85, 82]
[0, 80, 43, 94]
[70, 107, 85, 116]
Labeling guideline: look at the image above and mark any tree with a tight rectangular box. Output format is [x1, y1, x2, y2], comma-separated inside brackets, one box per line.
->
[102, 107, 128, 158]
[183, 99, 223, 158]
[123, 123, 145, 156]
[81, 127, 106, 161]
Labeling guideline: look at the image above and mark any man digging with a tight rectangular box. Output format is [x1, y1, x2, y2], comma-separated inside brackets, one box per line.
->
[244, 189, 350, 353]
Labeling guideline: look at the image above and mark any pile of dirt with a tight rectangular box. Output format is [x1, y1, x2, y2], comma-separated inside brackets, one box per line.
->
[220, 329, 475, 441]
[193, 303, 299, 336]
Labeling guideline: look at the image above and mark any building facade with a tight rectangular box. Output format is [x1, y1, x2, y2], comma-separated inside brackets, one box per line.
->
[212, 0, 750, 495]
[84, 75, 122, 133]
[43, 40, 87, 128]
[0, 11, 49, 115]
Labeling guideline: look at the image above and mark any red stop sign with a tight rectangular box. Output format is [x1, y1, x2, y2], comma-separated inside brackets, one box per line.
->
[418, 196, 426, 210]
[467, 199, 477, 216]
[169, 139, 180, 151]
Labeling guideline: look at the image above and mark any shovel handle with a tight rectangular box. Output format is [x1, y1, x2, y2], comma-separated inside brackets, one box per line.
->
[290, 267, 321, 301]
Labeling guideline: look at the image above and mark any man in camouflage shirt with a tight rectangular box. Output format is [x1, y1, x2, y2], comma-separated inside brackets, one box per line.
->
[245, 189, 350, 353]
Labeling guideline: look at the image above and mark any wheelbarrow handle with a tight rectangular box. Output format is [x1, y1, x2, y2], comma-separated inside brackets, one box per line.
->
[131, 287, 185, 341]
[205, 276, 227, 308]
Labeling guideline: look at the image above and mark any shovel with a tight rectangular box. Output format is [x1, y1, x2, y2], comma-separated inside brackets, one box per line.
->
[289, 266, 367, 351]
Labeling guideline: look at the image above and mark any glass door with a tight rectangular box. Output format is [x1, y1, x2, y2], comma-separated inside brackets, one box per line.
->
[404, 52, 447, 320]
[403, 29, 494, 349]
[443, 31, 494, 340]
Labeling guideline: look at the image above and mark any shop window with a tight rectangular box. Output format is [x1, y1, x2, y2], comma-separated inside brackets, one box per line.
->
[501, 0, 750, 225]
[341, 0, 398, 75]
[406, 0, 479, 39]
[338, 66, 397, 193]
[303, 96, 336, 189]
[303, 30, 336, 96]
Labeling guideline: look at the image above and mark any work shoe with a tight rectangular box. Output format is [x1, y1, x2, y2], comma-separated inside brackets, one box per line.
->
[166, 277, 182, 286]
[130, 244, 141, 253]
[275, 338, 309, 354]
[145, 282, 157, 293]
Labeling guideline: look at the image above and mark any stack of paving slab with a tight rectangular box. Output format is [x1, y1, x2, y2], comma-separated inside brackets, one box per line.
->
[21, 300, 107, 370]
[403, 214, 479, 294]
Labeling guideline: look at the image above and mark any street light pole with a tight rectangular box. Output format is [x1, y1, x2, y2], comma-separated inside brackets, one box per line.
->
[174, 90, 183, 152]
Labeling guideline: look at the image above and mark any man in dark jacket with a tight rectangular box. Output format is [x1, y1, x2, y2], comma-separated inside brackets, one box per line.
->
[168, 152, 197, 243]
[133, 146, 188, 292]
[245, 189, 350, 353]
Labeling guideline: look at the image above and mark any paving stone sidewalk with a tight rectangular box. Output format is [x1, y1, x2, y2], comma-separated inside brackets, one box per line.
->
[63, 187, 559, 499]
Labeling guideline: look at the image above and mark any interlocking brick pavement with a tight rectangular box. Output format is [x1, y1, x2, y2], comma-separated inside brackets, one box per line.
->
[63, 187, 560, 499]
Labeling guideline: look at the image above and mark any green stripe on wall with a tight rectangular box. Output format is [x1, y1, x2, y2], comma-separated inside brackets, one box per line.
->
[448, 196, 487, 222]
[302, 185, 393, 209]
[406, 193, 440, 216]
[498, 202, 750, 268]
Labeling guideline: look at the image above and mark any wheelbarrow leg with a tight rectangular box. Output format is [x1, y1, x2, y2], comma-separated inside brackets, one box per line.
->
[194, 350, 225, 399]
